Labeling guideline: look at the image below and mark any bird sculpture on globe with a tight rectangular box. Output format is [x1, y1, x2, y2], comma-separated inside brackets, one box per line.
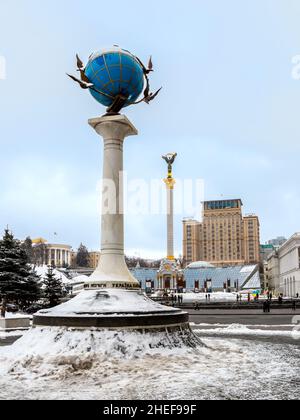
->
[67, 46, 161, 114]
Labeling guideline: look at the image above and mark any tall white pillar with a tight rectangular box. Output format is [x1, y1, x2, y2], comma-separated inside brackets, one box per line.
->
[87, 115, 140, 288]
[164, 178, 176, 260]
[167, 187, 174, 259]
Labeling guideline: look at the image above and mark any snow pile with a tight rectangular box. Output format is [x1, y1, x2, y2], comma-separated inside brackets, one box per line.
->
[0, 333, 299, 400]
[0, 326, 197, 379]
[70, 275, 88, 284]
[33, 265, 69, 284]
[37, 289, 178, 316]
[194, 323, 300, 340]
[182, 292, 239, 303]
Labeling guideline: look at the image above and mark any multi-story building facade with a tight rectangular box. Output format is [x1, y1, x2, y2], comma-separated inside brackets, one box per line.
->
[266, 233, 300, 296]
[32, 238, 72, 268]
[88, 251, 101, 269]
[267, 237, 287, 247]
[260, 244, 275, 262]
[182, 219, 201, 264]
[183, 199, 260, 267]
[278, 233, 300, 296]
[266, 251, 279, 292]
[243, 215, 261, 265]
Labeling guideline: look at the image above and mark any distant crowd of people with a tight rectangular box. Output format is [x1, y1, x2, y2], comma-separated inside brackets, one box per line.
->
[159, 290, 299, 313]
[167, 293, 183, 305]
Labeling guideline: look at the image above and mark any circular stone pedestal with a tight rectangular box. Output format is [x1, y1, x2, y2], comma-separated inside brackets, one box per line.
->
[33, 289, 201, 348]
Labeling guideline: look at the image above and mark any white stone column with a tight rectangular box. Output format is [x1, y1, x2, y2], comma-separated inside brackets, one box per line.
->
[164, 178, 175, 259]
[167, 187, 174, 259]
[87, 115, 140, 288]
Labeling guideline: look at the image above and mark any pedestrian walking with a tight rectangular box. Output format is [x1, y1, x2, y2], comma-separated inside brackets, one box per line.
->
[263, 301, 267, 313]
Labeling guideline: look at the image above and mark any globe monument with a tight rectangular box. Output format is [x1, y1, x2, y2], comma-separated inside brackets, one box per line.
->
[33, 47, 200, 347]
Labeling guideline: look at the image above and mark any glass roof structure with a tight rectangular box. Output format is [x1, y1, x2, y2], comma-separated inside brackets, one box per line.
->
[130, 264, 261, 290]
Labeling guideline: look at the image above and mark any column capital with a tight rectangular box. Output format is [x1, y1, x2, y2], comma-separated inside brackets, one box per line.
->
[164, 177, 176, 190]
[88, 114, 138, 140]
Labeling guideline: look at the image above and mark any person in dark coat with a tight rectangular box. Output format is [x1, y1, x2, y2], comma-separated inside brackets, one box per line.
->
[263, 300, 268, 313]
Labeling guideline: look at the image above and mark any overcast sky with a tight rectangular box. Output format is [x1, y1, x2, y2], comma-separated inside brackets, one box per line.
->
[1, 0, 300, 258]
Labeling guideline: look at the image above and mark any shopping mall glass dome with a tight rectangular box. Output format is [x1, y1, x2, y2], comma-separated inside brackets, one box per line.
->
[186, 261, 216, 269]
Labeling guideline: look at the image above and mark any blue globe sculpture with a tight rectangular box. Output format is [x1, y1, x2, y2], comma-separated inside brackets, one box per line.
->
[67, 46, 161, 114]
[85, 48, 144, 108]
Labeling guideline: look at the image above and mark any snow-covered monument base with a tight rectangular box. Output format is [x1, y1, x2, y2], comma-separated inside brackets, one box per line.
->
[32, 289, 201, 348]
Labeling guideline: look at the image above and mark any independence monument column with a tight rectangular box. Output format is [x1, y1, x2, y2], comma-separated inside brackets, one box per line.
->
[163, 153, 177, 260]
[157, 153, 179, 290]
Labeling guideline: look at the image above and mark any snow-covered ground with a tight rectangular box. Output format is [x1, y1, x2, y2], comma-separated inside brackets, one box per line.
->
[151, 291, 237, 301]
[162, 292, 261, 303]
[182, 292, 242, 302]
[158, 292, 293, 303]
[0, 330, 25, 340]
[0, 326, 299, 400]
[193, 323, 300, 340]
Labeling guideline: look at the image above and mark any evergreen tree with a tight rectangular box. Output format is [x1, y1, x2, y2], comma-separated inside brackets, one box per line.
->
[76, 243, 90, 267]
[43, 266, 64, 308]
[21, 270, 42, 309]
[0, 229, 42, 309]
[21, 237, 33, 263]
[32, 241, 48, 266]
